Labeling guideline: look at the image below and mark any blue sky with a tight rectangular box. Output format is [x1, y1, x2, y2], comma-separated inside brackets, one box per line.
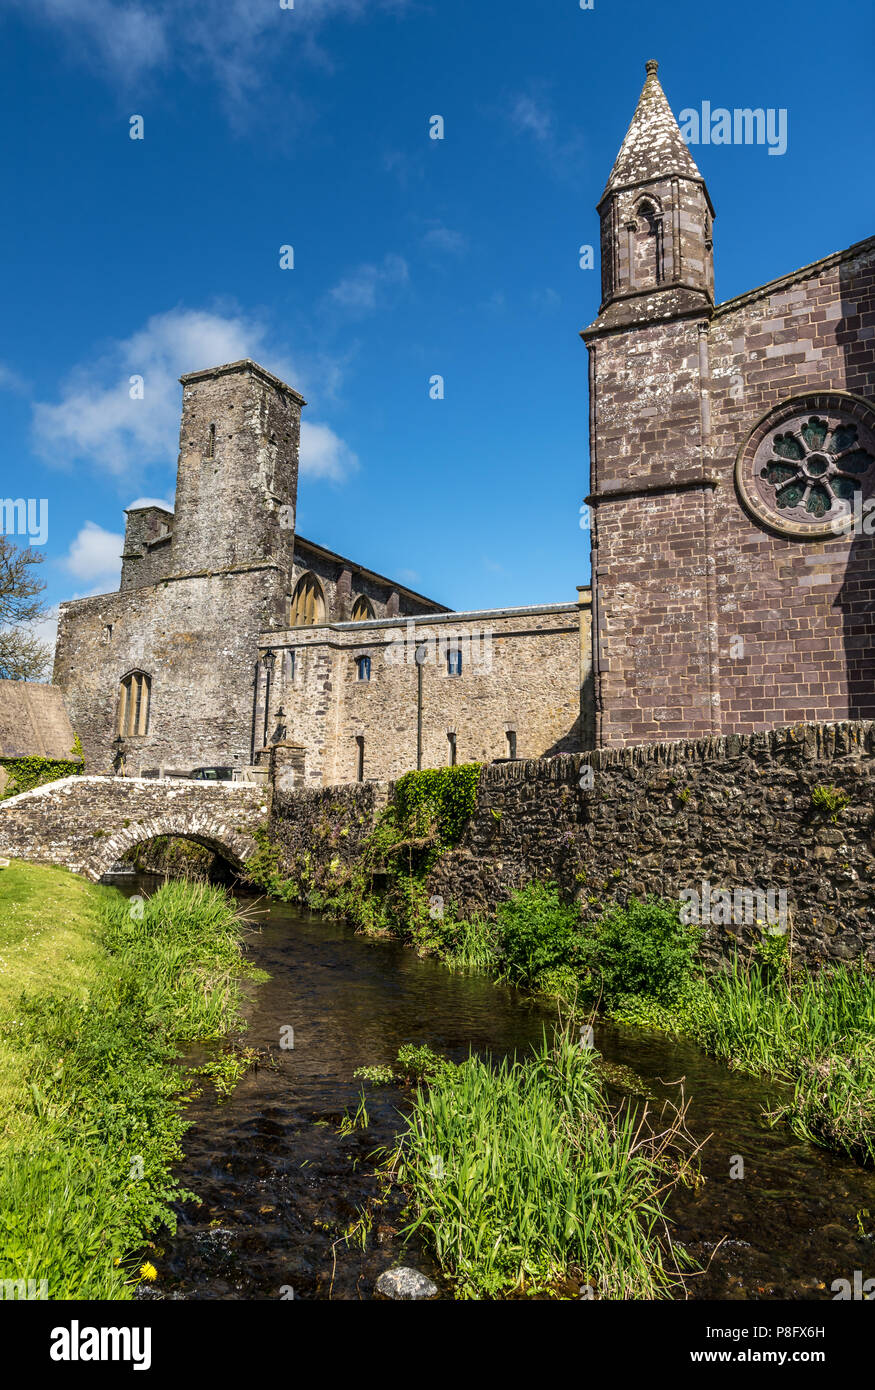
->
[1, 0, 873, 636]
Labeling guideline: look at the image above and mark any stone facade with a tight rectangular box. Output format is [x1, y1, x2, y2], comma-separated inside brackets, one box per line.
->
[0, 680, 76, 759]
[259, 599, 592, 786]
[585, 61, 875, 748]
[54, 358, 590, 784]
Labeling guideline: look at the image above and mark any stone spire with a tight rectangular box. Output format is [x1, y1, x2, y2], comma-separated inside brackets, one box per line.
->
[601, 59, 704, 201]
[585, 59, 715, 331]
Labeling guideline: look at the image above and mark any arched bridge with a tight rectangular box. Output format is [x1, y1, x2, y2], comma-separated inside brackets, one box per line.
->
[0, 776, 268, 881]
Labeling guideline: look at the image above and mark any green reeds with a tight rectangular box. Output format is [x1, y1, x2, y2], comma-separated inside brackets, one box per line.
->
[390, 1028, 697, 1299]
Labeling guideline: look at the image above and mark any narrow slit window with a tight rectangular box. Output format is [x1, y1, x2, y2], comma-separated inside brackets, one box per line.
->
[355, 734, 365, 783]
[446, 647, 462, 677]
[506, 730, 517, 759]
[447, 732, 457, 767]
[206, 423, 216, 458]
[356, 655, 371, 682]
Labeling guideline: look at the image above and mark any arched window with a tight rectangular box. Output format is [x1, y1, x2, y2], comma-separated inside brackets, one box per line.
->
[632, 200, 662, 288]
[446, 647, 462, 677]
[350, 594, 375, 621]
[289, 572, 325, 626]
[356, 655, 371, 682]
[117, 671, 151, 736]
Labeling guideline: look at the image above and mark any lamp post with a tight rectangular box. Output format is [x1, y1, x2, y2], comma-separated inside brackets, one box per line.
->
[261, 650, 276, 750]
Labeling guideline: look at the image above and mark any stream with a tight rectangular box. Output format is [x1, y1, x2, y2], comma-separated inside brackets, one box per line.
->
[111, 876, 875, 1301]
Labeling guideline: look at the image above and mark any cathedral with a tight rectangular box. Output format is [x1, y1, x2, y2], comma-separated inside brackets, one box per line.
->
[53, 60, 875, 783]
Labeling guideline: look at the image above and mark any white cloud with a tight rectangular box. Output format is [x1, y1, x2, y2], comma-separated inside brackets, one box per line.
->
[31, 306, 357, 484]
[125, 497, 175, 513]
[422, 224, 467, 255]
[300, 422, 358, 482]
[328, 254, 409, 314]
[65, 521, 124, 584]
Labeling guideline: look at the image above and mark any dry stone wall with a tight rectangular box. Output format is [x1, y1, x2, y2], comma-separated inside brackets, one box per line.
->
[268, 720, 875, 966]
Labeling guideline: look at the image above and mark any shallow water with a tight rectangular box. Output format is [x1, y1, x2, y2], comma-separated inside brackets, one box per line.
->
[111, 877, 875, 1301]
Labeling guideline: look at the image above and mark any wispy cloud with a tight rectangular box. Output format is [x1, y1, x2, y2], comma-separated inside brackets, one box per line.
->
[5, 0, 410, 114]
[422, 223, 468, 255]
[510, 95, 554, 144]
[506, 89, 586, 181]
[327, 254, 409, 315]
[31, 306, 357, 484]
[0, 363, 30, 394]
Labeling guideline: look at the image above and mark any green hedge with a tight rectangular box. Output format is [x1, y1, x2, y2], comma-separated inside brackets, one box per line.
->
[1, 747, 84, 799]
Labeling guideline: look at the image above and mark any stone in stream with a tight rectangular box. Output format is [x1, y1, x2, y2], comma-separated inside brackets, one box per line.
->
[375, 1267, 438, 1300]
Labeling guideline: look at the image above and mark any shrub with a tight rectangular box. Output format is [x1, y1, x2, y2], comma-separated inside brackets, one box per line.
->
[391, 1028, 695, 1298]
[393, 764, 481, 844]
[497, 882, 582, 989]
[583, 897, 702, 1007]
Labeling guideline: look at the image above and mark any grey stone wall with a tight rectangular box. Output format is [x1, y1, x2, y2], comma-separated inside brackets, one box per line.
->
[261, 598, 592, 786]
[267, 720, 875, 966]
[426, 721, 875, 963]
[54, 568, 279, 776]
[0, 775, 266, 881]
[269, 781, 382, 877]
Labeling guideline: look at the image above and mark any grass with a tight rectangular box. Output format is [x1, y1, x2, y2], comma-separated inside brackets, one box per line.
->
[378, 881, 875, 1168]
[0, 862, 259, 1298]
[388, 1028, 697, 1299]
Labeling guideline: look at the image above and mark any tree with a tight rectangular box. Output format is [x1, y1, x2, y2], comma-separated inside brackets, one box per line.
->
[0, 536, 52, 681]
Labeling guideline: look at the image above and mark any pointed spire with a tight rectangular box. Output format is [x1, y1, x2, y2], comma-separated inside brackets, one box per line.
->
[600, 59, 703, 202]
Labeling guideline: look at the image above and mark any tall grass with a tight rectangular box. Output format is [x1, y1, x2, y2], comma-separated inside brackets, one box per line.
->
[391, 1029, 696, 1299]
[428, 888, 875, 1167]
[0, 874, 257, 1298]
[691, 956, 875, 1163]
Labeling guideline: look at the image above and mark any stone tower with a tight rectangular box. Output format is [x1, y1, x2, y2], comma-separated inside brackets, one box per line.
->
[583, 60, 720, 747]
[584, 61, 875, 749]
[172, 359, 305, 579]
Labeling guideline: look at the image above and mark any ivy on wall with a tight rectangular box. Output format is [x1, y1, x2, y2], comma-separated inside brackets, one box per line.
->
[393, 764, 482, 845]
[0, 734, 85, 800]
[244, 763, 484, 939]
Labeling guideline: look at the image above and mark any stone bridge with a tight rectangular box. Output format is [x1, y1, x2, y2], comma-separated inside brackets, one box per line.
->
[0, 776, 269, 881]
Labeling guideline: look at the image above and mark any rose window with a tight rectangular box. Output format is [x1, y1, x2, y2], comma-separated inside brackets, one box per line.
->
[735, 395, 875, 539]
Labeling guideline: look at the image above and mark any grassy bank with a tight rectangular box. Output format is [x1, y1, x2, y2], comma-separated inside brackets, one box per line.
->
[247, 771, 875, 1166]
[430, 887, 875, 1167]
[0, 862, 258, 1298]
[385, 1030, 697, 1299]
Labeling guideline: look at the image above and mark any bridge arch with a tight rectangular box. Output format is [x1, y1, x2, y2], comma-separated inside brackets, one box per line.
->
[88, 813, 257, 882]
[0, 775, 266, 882]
